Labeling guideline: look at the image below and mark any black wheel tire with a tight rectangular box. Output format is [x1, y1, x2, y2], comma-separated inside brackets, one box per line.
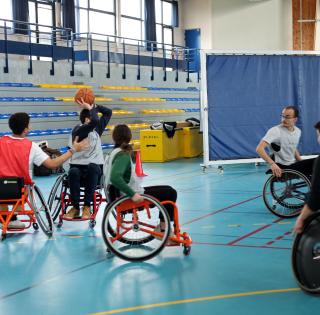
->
[32, 222, 39, 230]
[31, 185, 54, 237]
[47, 174, 66, 222]
[183, 246, 191, 256]
[89, 220, 96, 229]
[292, 212, 320, 293]
[102, 194, 170, 262]
[263, 170, 310, 218]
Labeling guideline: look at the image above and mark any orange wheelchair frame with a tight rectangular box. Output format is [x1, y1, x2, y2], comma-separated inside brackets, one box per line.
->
[101, 193, 192, 261]
[0, 177, 53, 241]
[48, 174, 106, 228]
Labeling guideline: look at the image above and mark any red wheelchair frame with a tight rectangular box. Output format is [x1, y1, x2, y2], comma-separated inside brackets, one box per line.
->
[48, 174, 105, 228]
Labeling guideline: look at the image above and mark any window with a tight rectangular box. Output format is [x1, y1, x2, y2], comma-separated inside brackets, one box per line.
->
[90, 0, 114, 12]
[155, 0, 174, 49]
[89, 10, 115, 40]
[120, 0, 144, 44]
[162, 1, 173, 26]
[29, 1, 55, 44]
[0, 0, 13, 27]
[163, 26, 173, 49]
[121, 0, 141, 19]
[75, 0, 116, 40]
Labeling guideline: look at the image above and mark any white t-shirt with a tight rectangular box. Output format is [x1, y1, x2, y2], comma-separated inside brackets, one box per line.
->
[9, 136, 49, 178]
[262, 124, 301, 165]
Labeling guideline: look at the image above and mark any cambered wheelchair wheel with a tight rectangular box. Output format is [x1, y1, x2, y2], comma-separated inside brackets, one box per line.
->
[47, 174, 66, 221]
[263, 169, 311, 218]
[292, 212, 320, 293]
[29, 185, 54, 237]
[102, 194, 170, 262]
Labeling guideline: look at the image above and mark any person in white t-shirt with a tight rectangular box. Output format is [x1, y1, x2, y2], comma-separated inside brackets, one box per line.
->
[0, 112, 88, 229]
[256, 106, 314, 177]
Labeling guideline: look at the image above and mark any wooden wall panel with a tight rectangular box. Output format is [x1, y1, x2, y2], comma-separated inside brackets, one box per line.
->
[292, 0, 317, 50]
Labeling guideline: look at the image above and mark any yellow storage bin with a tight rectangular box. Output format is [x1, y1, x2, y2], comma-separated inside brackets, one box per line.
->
[140, 129, 183, 162]
[180, 127, 203, 157]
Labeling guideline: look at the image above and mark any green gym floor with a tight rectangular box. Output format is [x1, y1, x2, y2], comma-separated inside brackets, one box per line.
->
[0, 158, 319, 315]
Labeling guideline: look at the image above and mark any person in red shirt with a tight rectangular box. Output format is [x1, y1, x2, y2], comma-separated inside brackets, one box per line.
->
[0, 112, 88, 229]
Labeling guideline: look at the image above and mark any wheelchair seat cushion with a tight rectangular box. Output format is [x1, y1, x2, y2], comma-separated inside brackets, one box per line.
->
[0, 177, 24, 200]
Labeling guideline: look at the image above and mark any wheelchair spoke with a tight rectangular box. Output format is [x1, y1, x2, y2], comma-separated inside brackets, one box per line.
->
[263, 169, 311, 218]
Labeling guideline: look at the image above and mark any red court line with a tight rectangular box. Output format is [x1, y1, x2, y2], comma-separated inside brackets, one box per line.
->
[182, 194, 263, 226]
[227, 218, 283, 245]
[266, 231, 292, 246]
[194, 241, 290, 250]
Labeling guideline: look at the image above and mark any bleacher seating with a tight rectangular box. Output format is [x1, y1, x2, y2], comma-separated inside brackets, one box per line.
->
[0, 81, 200, 154]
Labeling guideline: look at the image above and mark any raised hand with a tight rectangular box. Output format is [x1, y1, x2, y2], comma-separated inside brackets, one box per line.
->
[76, 97, 94, 110]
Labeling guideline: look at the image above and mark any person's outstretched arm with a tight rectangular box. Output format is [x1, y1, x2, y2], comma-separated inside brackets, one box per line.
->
[72, 106, 99, 142]
[95, 105, 112, 137]
[42, 137, 89, 169]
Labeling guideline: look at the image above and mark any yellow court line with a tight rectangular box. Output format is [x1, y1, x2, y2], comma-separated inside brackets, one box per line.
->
[88, 288, 301, 315]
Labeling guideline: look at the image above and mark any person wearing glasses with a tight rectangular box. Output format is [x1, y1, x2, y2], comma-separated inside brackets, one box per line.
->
[256, 106, 314, 177]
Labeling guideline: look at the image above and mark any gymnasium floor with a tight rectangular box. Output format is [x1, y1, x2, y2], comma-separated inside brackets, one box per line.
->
[0, 158, 319, 315]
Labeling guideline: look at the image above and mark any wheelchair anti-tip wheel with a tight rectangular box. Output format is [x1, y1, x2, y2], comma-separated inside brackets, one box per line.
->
[102, 194, 171, 262]
[263, 169, 311, 218]
[47, 174, 66, 221]
[29, 185, 54, 237]
[292, 211, 320, 293]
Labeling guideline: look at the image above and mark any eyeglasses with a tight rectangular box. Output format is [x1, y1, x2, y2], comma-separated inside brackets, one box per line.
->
[281, 115, 296, 120]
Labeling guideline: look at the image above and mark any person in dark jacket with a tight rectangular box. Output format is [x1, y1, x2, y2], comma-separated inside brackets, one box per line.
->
[65, 98, 112, 219]
[294, 121, 320, 233]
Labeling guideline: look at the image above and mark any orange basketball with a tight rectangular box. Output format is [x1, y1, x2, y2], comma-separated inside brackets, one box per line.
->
[74, 88, 95, 105]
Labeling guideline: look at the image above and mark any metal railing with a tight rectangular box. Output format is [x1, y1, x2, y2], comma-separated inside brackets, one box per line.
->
[0, 18, 200, 82]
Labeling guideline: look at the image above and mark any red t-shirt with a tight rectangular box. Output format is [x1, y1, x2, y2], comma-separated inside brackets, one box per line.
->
[0, 135, 33, 184]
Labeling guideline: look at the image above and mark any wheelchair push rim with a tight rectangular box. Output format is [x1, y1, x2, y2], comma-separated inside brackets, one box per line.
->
[102, 194, 170, 262]
[263, 169, 311, 218]
[292, 211, 320, 293]
[30, 185, 54, 237]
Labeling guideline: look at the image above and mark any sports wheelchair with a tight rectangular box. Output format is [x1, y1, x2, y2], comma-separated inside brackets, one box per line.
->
[292, 211, 320, 293]
[101, 188, 192, 262]
[0, 177, 53, 241]
[48, 174, 105, 228]
[263, 169, 311, 218]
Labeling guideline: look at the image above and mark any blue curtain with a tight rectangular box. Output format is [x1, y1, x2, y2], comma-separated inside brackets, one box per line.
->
[145, 0, 157, 51]
[206, 54, 320, 160]
[62, 0, 76, 39]
[12, 0, 29, 35]
[297, 56, 320, 154]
